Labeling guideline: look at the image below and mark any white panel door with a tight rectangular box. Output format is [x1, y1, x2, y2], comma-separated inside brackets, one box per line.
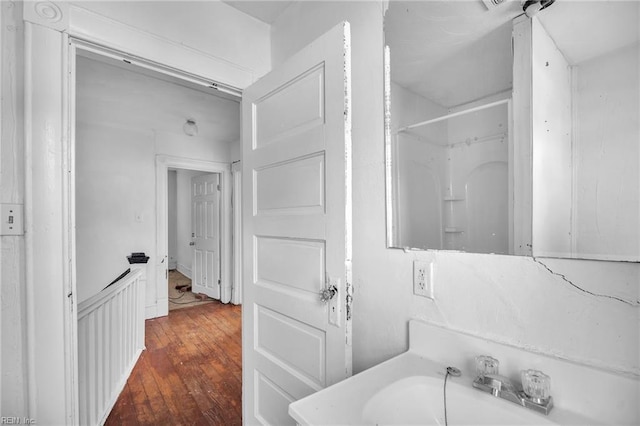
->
[192, 173, 221, 299]
[242, 22, 352, 425]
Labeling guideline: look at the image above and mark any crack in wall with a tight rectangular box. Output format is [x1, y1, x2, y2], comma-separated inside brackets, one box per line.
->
[532, 257, 640, 307]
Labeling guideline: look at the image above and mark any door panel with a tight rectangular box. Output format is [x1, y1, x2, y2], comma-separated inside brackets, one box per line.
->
[242, 22, 352, 425]
[255, 305, 326, 387]
[254, 372, 296, 426]
[254, 64, 325, 148]
[254, 153, 325, 215]
[192, 173, 221, 299]
[256, 237, 324, 295]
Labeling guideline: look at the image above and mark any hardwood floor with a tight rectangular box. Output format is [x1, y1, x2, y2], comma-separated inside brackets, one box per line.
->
[105, 301, 242, 425]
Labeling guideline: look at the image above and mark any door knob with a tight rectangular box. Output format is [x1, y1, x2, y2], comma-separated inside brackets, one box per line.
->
[320, 285, 337, 303]
[189, 242, 195, 246]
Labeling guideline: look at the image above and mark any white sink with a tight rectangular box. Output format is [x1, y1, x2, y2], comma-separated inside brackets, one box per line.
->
[362, 375, 556, 425]
[288, 351, 565, 425]
[289, 320, 597, 426]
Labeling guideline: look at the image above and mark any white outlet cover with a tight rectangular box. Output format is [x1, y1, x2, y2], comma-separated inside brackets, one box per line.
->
[413, 260, 427, 297]
[413, 260, 435, 300]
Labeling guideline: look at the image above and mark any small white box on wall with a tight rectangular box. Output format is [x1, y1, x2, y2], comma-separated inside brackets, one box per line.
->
[1, 204, 24, 236]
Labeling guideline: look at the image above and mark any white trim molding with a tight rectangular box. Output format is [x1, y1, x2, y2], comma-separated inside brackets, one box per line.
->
[23, 1, 69, 32]
[176, 263, 192, 280]
[23, 1, 254, 89]
[155, 155, 233, 314]
[231, 161, 243, 305]
[24, 21, 78, 423]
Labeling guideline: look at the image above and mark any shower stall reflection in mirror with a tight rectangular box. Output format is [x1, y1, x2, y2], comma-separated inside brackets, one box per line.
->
[391, 98, 513, 255]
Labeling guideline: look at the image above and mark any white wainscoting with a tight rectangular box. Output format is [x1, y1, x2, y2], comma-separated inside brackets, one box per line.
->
[77, 267, 145, 425]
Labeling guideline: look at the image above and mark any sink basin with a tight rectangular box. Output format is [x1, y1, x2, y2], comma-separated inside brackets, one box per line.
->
[362, 375, 556, 425]
[289, 352, 564, 425]
[289, 320, 603, 426]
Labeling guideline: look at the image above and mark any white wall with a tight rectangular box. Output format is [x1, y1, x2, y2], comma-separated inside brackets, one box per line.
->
[76, 56, 237, 307]
[270, 1, 640, 393]
[167, 170, 177, 270]
[574, 43, 639, 260]
[76, 123, 155, 302]
[1, 1, 27, 415]
[230, 140, 241, 163]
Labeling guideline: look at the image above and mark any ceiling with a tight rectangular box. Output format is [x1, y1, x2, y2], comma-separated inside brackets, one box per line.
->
[538, 1, 639, 65]
[221, 0, 294, 24]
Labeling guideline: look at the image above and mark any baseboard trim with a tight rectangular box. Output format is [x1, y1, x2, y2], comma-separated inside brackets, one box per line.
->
[176, 263, 192, 279]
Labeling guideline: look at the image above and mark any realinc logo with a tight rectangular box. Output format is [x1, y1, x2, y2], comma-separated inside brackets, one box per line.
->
[0, 418, 36, 425]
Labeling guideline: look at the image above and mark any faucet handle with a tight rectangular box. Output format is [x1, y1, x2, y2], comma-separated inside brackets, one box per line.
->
[521, 369, 551, 402]
[475, 355, 500, 376]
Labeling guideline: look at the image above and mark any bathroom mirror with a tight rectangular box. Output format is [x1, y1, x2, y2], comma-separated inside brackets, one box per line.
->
[385, 0, 640, 261]
[384, 0, 520, 255]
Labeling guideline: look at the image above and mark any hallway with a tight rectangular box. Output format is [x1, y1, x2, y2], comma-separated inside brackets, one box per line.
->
[105, 301, 242, 425]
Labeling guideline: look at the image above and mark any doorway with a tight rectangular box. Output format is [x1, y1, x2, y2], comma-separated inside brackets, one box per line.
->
[74, 43, 242, 423]
[156, 157, 234, 317]
[23, 4, 255, 418]
[74, 49, 240, 317]
[167, 169, 222, 311]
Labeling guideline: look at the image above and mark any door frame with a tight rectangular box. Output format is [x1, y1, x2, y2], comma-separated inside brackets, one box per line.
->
[156, 156, 233, 315]
[23, 3, 249, 422]
[231, 161, 243, 305]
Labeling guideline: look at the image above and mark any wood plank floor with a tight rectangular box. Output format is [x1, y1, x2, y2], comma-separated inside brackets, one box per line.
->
[105, 301, 242, 425]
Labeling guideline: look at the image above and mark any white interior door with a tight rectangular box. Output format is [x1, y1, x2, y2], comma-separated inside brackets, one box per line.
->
[192, 173, 221, 299]
[242, 22, 353, 425]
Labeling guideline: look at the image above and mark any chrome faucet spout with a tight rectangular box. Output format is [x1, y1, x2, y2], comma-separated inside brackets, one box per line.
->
[472, 372, 554, 415]
[474, 374, 520, 402]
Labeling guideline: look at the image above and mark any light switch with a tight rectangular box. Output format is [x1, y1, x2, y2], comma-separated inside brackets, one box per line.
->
[1, 204, 24, 236]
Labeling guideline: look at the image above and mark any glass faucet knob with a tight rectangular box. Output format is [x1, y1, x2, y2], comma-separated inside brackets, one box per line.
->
[475, 355, 499, 376]
[522, 369, 551, 401]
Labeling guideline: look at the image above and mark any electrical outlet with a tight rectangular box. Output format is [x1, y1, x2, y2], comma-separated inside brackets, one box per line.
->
[413, 260, 434, 299]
